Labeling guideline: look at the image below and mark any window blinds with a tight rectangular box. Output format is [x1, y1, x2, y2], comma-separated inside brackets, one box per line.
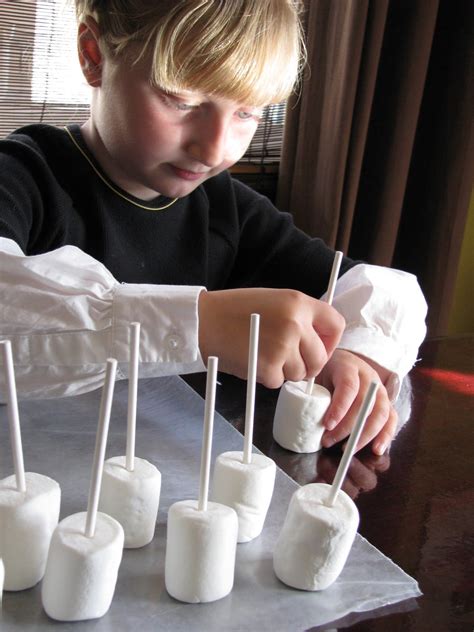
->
[0, 0, 286, 165]
[0, 0, 90, 139]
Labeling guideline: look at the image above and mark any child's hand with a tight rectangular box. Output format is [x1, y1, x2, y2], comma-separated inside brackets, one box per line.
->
[198, 288, 345, 389]
[318, 349, 398, 455]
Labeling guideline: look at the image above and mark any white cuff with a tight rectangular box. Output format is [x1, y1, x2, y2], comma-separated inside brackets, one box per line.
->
[331, 263, 427, 400]
[112, 283, 206, 376]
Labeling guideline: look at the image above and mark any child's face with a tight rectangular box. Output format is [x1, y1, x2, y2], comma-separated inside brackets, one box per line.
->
[88, 55, 263, 200]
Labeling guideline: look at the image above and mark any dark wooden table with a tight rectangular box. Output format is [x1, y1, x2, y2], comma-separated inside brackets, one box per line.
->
[184, 335, 474, 631]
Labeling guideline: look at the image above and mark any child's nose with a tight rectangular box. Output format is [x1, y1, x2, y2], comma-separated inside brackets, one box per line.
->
[186, 113, 229, 167]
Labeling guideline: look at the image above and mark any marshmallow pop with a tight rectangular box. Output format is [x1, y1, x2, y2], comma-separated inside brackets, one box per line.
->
[273, 381, 378, 591]
[42, 359, 124, 621]
[0, 340, 61, 591]
[165, 357, 239, 603]
[273, 251, 343, 453]
[212, 314, 276, 542]
[99, 323, 161, 548]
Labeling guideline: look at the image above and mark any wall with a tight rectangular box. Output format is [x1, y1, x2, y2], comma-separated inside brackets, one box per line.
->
[448, 188, 474, 334]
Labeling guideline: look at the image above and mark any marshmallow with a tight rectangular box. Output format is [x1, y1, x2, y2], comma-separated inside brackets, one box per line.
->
[41, 511, 124, 621]
[0, 472, 60, 591]
[165, 500, 238, 603]
[99, 455, 161, 548]
[211, 451, 276, 542]
[273, 381, 331, 453]
[0, 558, 4, 604]
[273, 483, 359, 591]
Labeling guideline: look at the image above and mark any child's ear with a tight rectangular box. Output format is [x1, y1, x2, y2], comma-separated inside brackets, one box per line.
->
[77, 18, 103, 87]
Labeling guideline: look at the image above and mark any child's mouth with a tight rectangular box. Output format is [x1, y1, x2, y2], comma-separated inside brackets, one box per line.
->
[170, 165, 208, 181]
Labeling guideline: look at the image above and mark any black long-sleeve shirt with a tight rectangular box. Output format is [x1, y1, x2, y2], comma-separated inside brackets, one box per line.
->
[0, 124, 354, 294]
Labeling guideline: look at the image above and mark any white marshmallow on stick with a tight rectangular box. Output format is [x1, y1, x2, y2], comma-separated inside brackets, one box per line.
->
[273, 381, 378, 591]
[126, 321, 140, 472]
[273, 251, 343, 453]
[85, 359, 118, 538]
[1, 340, 26, 493]
[273, 380, 331, 453]
[0, 340, 60, 592]
[325, 381, 379, 507]
[42, 359, 124, 622]
[211, 451, 276, 543]
[99, 323, 161, 548]
[165, 357, 238, 603]
[243, 313, 260, 465]
[212, 314, 276, 542]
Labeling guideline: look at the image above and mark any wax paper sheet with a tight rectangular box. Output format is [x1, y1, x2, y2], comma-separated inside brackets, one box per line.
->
[0, 376, 421, 631]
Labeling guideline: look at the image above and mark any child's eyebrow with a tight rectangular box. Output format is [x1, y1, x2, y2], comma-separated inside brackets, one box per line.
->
[156, 85, 195, 97]
[158, 88, 198, 103]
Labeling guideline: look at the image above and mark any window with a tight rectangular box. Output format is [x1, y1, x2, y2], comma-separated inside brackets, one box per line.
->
[0, 0, 89, 139]
[32, 0, 89, 105]
[0, 0, 286, 172]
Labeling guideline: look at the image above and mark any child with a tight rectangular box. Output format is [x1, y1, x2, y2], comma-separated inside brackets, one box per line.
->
[0, 0, 426, 455]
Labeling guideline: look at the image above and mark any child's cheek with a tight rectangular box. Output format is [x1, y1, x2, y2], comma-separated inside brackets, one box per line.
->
[225, 127, 256, 163]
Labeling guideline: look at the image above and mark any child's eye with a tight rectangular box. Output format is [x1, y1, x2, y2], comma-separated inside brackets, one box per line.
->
[175, 101, 199, 111]
[159, 90, 199, 111]
[236, 109, 262, 122]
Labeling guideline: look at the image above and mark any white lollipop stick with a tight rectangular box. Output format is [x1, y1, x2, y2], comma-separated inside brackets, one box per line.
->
[243, 314, 260, 465]
[126, 322, 140, 472]
[198, 356, 218, 512]
[326, 380, 378, 507]
[325, 250, 343, 306]
[0, 340, 26, 493]
[85, 358, 118, 538]
[306, 250, 344, 395]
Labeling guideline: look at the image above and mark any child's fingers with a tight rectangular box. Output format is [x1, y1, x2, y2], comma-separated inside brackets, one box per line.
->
[262, 312, 336, 386]
[256, 362, 285, 389]
[351, 391, 392, 452]
[321, 410, 355, 448]
[371, 406, 398, 455]
[299, 329, 330, 379]
[282, 354, 307, 384]
[322, 369, 360, 430]
[310, 303, 346, 359]
[259, 327, 323, 387]
[322, 385, 389, 451]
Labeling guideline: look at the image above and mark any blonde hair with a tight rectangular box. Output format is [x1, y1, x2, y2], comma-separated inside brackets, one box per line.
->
[75, 0, 305, 106]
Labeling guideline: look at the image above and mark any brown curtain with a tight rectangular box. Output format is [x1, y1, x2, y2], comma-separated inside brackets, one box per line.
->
[277, 0, 474, 336]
